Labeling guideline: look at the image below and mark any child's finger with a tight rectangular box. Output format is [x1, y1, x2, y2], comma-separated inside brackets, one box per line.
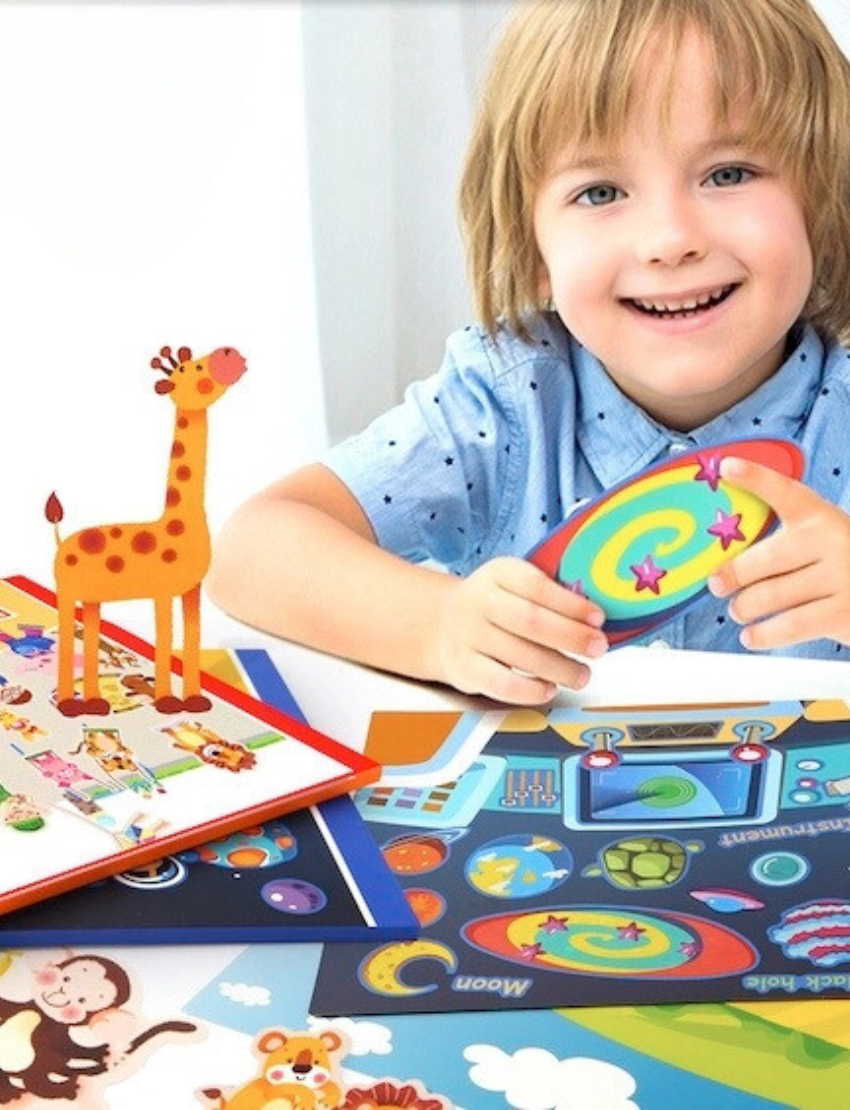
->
[490, 557, 606, 626]
[709, 528, 817, 597]
[720, 456, 815, 525]
[739, 596, 840, 651]
[459, 654, 569, 705]
[487, 589, 608, 657]
[727, 561, 831, 627]
[481, 625, 595, 689]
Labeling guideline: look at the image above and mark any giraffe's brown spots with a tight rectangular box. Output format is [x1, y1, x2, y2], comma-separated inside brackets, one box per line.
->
[171, 440, 185, 458]
[162, 549, 177, 563]
[65, 554, 78, 566]
[176, 465, 192, 482]
[166, 519, 185, 536]
[106, 556, 125, 573]
[79, 529, 106, 554]
[110, 527, 122, 538]
[178, 416, 189, 429]
[132, 530, 157, 554]
[166, 486, 181, 507]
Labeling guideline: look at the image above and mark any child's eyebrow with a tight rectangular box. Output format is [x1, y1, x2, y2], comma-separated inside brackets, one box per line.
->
[691, 132, 753, 156]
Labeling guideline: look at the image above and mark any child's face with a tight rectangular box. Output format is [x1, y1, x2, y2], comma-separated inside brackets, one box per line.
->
[533, 28, 813, 431]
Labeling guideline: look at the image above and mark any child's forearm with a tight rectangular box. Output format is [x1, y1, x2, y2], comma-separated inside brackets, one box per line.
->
[207, 492, 457, 683]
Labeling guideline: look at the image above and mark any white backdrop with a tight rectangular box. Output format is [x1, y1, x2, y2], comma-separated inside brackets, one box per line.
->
[0, 2, 324, 588]
[2, 0, 849, 600]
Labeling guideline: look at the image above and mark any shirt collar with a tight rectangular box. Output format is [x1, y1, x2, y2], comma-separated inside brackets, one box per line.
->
[569, 324, 825, 488]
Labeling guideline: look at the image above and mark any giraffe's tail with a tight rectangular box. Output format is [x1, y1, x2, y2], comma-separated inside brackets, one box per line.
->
[45, 492, 64, 546]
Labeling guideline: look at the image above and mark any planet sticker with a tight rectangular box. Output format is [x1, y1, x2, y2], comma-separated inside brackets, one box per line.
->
[463, 906, 758, 979]
[381, 830, 465, 876]
[769, 899, 850, 967]
[260, 878, 327, 915]
[527, 439, 804, 645]
[181, 821, 296, 869]
[750, 851, 811, 887]
[465, 834, 573, 898]
[405, 888, 446, 927]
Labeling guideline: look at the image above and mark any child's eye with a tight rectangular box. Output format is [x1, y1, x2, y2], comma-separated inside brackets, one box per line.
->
[706, 165, 753, 188]
[575, 183, 623, 206]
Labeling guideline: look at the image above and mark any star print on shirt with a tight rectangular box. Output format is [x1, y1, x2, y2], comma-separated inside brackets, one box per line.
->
[630, 555, 667, 594]
[707, 509, 745, 550]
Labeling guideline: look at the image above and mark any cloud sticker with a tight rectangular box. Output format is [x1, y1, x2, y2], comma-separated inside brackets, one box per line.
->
[219, 981, 271, 1007]
[464, 1044, 638, 1110]
[309, 1013, 393, 1056]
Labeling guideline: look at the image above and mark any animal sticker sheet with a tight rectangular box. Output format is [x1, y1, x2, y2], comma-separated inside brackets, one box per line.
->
[312, 698, 850, 1016]
[0, 577, 379, 915]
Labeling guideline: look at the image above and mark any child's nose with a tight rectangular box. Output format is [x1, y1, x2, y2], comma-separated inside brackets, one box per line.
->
[636, 198, 708, 267]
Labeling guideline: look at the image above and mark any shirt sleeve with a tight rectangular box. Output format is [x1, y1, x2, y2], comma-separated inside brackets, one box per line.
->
[322, 328, 518, 573]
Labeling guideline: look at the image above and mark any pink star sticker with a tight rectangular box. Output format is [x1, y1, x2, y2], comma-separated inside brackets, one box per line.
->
[617, 921, 646, 942]
[519, 943, 543, 960]
[694, 451, 723, 491]
[630, 555, 667, 594]
[564, 580, 586, 597]
[707, 509, 745, 550]
[679, 940, 700, 958]
[541, 915, 569, 934]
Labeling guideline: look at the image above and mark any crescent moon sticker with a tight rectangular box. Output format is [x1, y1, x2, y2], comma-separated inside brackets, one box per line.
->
[358, 939, 458, 998]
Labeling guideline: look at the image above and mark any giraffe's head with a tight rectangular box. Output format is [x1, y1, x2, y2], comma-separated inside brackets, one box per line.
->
[151, 346, 246, 410]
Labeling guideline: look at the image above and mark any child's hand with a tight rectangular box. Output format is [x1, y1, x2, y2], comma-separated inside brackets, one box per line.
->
[708, 457, 850, 650]
[432, 556, 608, 703]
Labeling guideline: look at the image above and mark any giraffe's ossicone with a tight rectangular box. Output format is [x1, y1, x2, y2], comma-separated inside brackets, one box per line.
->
[49, 346, 247, 717]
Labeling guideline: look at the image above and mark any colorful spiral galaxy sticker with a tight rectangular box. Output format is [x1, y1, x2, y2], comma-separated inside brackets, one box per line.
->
[527, 439, 804, 645]
[463, 906, 758, 979]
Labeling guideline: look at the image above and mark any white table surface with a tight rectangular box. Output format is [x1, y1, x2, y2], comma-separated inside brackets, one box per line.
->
[11, 601, 850, 1107]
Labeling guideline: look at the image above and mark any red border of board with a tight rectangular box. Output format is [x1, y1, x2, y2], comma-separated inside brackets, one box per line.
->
[1, 575, 380, 916]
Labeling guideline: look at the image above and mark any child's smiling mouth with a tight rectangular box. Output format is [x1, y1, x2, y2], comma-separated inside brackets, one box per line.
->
[622, 283, 739, 320]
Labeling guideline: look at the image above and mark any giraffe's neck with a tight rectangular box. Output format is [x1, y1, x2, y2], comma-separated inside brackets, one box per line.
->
[162, 408, 209, 525]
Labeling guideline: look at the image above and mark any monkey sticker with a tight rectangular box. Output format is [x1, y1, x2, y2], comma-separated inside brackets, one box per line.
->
[0, 951, 202, 1106]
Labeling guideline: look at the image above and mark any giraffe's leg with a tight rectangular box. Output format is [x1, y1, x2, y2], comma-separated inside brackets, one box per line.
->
[181, 583, 211, 712]
[153, 595, 182, 714]
[82, 601, 110, 715]
[56, 589, 81, 716]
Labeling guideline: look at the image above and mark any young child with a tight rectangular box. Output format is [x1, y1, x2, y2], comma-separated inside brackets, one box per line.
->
[208, 0, 850, 705]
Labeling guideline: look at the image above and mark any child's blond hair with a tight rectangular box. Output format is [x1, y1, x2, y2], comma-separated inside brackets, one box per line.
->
[460, 0, 850, 343]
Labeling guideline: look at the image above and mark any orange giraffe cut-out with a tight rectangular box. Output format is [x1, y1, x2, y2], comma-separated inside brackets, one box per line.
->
[48, 345, 247, 717]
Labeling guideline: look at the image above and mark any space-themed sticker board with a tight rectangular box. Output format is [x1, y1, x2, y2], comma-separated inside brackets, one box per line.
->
[0, 648, 417, 946]
[312, 697, 850, 1015]
[0, 576, 379, 916]
[527, 438, 804, 646]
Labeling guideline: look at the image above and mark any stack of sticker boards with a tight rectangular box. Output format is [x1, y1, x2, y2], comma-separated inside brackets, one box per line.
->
[0, 576, 415, 943]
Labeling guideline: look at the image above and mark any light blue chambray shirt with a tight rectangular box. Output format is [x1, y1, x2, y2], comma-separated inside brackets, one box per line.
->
[324, 313, 850, 661]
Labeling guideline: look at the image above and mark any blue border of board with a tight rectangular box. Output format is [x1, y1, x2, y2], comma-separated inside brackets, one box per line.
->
[0, 650, 417, 945]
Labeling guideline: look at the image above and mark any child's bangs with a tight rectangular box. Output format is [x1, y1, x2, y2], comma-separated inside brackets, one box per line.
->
[522, 0, 826, 187]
